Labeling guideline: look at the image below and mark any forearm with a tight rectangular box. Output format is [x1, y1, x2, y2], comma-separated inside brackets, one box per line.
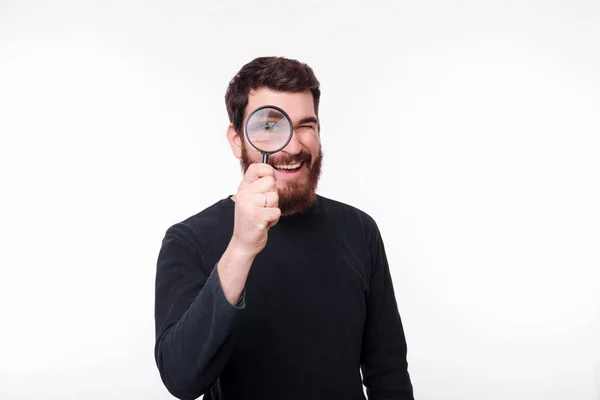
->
[155, 265, 244, 399]
[362, 339, 413, 400]
[362, 311, 413, 400]
[217, 239, 255, 306]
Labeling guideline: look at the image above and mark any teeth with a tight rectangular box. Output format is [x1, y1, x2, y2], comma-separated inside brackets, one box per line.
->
[275, 162, 302, 170]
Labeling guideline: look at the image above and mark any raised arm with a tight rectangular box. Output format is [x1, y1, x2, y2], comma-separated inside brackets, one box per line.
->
[154, 163, 281, 399]
[154, 224, 249, 399]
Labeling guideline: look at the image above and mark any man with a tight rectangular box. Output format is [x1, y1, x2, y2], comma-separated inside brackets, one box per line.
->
[154, 56, 414, 400]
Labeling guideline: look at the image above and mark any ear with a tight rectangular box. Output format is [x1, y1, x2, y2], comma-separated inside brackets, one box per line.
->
[226, 123, 242, 159]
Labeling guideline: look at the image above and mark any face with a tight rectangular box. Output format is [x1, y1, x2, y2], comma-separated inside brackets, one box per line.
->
[228, 87, 323, 215]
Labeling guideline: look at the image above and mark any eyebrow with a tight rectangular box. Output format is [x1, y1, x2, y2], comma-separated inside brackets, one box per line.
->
[267, 110, 282, 119]
[295, 116, 318, 126]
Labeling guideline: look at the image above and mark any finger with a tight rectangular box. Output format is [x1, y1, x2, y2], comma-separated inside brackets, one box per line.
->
[250, 191, 278, 208]
[247, 176, 277, 194]
[262, 207, 281, 227]
[266, 218, 279, 229]
[242, 163, 276, 184]
[266, 207, 281, 228]
[263, 191, 279, 208]
[251, 192, 268, 209]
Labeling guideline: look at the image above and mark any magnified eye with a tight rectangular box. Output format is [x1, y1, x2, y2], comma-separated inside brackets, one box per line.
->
[262, 121, 284, 131]
[245, 106, 293, 155]
[249, 121, 276, 132]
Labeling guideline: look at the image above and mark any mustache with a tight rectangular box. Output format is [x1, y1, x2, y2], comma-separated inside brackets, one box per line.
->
[269, 152, 311, 166]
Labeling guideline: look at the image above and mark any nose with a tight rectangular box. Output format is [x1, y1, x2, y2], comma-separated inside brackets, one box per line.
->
[281, 130, 302, 155]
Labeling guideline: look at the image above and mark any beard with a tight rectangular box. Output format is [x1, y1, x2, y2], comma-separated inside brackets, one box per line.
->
[240, 143, 323, 216]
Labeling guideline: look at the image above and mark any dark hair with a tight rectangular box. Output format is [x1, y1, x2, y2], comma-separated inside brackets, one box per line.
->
[225, 56, 321, 134]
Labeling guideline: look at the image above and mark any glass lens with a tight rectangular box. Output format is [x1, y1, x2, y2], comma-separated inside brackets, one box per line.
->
[245, 107, 292, 152]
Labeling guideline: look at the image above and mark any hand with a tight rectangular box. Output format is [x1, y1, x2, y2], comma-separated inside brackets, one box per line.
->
[230, 163, 281, 257]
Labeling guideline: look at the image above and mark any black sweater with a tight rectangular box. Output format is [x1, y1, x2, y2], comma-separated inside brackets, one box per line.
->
[154, 195, 414, 400]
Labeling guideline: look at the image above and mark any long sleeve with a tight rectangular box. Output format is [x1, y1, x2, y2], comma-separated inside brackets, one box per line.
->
[360, 222, 414, 400]
[154, 223, 244, 400]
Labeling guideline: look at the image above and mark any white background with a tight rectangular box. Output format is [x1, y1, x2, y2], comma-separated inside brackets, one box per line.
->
[1, 1, 599, 399]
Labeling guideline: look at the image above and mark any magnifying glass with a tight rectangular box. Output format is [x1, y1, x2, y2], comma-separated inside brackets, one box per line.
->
[244, 105, 293, 164]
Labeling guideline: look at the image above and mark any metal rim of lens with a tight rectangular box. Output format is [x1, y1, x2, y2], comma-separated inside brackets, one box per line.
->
[244, 105, 293, 155]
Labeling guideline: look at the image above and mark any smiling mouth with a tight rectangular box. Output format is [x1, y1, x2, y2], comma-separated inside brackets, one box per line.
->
[274, 161, 303, 171]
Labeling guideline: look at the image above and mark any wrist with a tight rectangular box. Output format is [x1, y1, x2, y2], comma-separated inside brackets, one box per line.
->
[227, 237, 258, 263]
[218, 239, 255, 279]
[217, 239, 255, 306]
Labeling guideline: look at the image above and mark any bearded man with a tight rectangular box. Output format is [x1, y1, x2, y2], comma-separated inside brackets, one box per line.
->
[154, 56, 415, 400]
